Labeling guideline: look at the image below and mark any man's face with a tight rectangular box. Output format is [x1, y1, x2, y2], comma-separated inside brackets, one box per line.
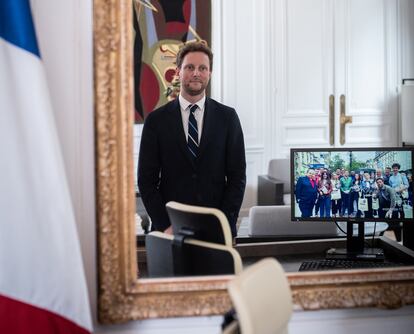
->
[393, 166, 399, 174]
[376, 179, 384, 188]
[177, 52, 211, 98]
[307, 170, 315, 179]
[385, 168, 391, 176]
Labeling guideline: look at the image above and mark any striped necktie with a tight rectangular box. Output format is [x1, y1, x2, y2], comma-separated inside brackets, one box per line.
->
[187, 104, 199, 158]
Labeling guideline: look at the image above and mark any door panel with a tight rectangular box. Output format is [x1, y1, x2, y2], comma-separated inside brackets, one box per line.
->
[286, 0, 332, 115]
[279, 0, 334, 150]
[277, 0, 398, 152]
[338, 0, 397, 147]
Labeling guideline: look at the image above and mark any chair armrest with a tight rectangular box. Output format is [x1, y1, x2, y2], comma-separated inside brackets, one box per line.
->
[257, 175, 285, 205]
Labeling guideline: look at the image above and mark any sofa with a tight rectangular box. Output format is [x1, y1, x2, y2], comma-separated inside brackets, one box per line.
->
[248, 205, 338, 237]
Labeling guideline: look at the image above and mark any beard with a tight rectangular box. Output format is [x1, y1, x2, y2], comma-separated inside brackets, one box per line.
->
[182, 80, 208, 96]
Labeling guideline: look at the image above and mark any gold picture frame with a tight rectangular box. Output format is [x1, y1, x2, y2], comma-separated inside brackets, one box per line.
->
[95, 0, 414, 324]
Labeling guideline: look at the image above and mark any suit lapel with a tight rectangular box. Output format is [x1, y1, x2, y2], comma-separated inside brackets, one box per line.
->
[304, 177, 313, 188]
[170, 99, 196, 169]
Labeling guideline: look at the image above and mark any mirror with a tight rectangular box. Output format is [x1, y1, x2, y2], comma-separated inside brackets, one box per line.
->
[95, 0, 414, 324]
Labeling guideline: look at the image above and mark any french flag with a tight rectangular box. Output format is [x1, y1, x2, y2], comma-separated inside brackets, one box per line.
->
[0, 1, 92, 333]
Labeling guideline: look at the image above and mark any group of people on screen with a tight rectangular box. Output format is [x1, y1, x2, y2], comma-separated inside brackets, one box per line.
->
[295, 163, 413, 219]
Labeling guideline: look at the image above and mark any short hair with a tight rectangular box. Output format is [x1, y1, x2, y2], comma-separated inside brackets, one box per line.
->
[376, 177, 384, 182]
[392, 163, 401, 169]
[176, 41, 213, 70]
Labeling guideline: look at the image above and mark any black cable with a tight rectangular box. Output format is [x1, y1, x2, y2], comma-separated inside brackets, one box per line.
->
[335, 221, 347, 235]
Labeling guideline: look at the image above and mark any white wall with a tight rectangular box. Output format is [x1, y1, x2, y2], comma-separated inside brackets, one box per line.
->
[31, 0, 414, 333]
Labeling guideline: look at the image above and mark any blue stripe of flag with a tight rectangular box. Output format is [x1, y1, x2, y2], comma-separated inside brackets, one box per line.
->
[0, 0, 40, 57]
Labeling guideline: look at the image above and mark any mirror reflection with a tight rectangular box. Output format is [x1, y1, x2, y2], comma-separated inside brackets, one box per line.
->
[133, 0, 414, 278]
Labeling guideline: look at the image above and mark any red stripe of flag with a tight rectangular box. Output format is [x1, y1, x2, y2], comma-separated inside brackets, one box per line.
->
[0, 294, 90, 334]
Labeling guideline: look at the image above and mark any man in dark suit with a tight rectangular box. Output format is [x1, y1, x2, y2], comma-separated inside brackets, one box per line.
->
[373, 177, 396, 219]
[138, 42, 246, 237]
[295, 169, 318, 218]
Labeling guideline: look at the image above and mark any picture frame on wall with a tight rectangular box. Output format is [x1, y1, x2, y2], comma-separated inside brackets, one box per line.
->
[133, 0, 211, 123]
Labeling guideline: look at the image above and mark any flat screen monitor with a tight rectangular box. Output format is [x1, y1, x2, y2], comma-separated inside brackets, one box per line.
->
[290, 147, 413, 260]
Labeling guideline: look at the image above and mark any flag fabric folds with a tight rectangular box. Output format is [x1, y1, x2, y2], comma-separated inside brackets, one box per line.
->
[0, 0, 92, 333]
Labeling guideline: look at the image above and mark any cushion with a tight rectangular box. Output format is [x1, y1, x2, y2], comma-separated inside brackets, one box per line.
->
[248, 205, 337, 236]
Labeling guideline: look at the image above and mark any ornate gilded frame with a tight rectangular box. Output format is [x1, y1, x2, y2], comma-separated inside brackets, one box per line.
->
[95, 0, 414, 324]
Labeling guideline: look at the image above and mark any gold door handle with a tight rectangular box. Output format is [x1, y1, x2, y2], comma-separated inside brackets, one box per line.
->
[340, 94, 352, 145]
[329, 95, 335, 145]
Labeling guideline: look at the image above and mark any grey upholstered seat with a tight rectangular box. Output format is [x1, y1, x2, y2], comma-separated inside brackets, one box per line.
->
[248, 205, 337, 237]
[258, 159, 291, 206]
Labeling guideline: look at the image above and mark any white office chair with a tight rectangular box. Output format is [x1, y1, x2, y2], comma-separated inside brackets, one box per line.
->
[225, 258, 292, 334]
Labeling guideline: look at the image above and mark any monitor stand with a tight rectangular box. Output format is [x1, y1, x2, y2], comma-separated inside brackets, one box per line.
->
[326, 221, 385, 261]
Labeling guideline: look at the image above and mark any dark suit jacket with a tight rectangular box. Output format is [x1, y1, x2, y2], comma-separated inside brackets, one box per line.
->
[295, 176, 317, 204]
[138, 97, 246, 237]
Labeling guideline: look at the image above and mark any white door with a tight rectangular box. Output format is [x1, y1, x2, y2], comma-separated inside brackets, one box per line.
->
[274, 0, 399, 156]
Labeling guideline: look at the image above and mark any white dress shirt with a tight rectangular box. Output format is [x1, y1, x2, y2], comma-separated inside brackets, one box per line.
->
[179, 94, 205, 143]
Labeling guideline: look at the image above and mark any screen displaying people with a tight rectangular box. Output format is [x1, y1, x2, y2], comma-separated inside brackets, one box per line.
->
[293, 150, 413, 220]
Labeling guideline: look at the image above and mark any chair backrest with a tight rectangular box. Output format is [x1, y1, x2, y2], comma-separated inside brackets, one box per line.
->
[227, 258, 292, 334]
[268, 159, 291, 194]
[166, 201, 233, 246]
[146, 231, 243, 277]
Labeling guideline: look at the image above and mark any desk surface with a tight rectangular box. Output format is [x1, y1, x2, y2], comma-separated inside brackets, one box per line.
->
[235, 236, 414, 273]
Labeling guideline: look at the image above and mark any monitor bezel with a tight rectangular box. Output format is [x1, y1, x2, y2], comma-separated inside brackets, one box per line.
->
[290, 147, 413, 223]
